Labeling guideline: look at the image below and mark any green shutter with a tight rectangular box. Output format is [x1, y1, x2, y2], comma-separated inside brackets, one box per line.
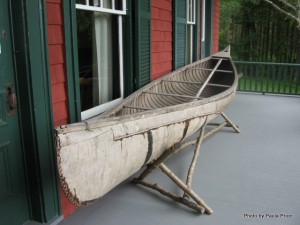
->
[173, 0, 187, 69]
[63, 0, 81, 122]
[134, 0, 151, 89]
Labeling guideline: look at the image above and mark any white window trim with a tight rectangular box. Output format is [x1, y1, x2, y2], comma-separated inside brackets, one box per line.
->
[187, 0, 196, 63]
[81, 98, 123, 120]
[202, 0, 206, 42]
[187, 0, 196, 25]
[76, 0, 126, 15]
[78, 12, 124, 120]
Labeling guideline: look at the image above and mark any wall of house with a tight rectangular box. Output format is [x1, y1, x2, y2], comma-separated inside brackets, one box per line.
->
[46, 0, 77, 218]
[151, 0, 173, 80]
[212, 0, 220, 53]
[46, 0, 69, 127]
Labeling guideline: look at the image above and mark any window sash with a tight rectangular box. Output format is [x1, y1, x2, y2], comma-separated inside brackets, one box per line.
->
[75, 5, 125, 120]
[202, 0, 206, 41]
[80, 15, 124, 120]
[187, 0, 196, 63]
[76, 0, 126, 15]
[187, 0, 195, 24]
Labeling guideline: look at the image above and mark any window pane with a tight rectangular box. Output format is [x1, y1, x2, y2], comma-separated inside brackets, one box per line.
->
[76, 0, 96, 6]
[76, 0, 86, 4]
[94, 0, 100, 7]
[189, 0, 192, 22]
[103, 0, 112, 8]
[76, 10, 120, 112]
[192, 0, 194, 22]
[115, 0, 123, 10]
[186, 25, 191, 63]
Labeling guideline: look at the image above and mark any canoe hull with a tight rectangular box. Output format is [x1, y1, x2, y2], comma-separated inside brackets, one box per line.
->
[57, 89, 236, 205]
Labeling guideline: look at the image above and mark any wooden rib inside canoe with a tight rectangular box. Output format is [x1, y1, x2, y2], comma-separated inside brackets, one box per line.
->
[97, 56, 236, 117]
[56, 47, 238, 206]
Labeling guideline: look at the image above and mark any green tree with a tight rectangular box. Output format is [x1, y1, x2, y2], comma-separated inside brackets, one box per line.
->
[262, 0, 300, 27]
[261, 0, 300, 82]
[220, 0, 298, 63]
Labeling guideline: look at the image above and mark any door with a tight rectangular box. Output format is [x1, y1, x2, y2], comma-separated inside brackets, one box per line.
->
[0, 1, 30, 224]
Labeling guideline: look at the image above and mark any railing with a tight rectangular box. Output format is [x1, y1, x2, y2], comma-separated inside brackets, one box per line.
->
[235, 61, 300, 95]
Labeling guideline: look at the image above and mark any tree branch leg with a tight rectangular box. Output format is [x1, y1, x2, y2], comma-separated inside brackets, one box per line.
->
[183, 125, 206, 199]
[159, 163, 213, 214]
[221, 112, 240, 133]
[133, 179, 205, 214]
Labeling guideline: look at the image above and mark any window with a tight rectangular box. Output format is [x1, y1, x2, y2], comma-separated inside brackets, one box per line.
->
[76, 0, 126, 15]
[173, 0, 199, 69]
[75, 0, 126, 120]
[187, 0, 196, 64]
[187, 0, 196, 24]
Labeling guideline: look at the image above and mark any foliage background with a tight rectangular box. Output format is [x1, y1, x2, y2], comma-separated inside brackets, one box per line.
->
[220, 0, 299, 63]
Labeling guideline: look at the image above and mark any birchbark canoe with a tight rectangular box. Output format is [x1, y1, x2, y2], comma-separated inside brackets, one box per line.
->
[56, 47, 238, 206]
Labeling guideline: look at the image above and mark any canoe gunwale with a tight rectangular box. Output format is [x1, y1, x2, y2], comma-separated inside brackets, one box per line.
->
[56, 87, 236, 135]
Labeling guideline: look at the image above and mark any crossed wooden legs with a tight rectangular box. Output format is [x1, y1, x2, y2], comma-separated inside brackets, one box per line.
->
[133, 113, 240, 214]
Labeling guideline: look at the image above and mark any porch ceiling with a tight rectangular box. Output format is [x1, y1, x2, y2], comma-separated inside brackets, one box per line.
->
[59, 93, 300, 225]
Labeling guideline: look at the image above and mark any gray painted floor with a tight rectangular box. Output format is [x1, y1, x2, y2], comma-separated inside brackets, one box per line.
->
[59, 93, 300, 225]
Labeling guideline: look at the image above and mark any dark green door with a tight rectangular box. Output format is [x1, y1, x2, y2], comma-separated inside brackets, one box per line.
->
[0, 1, 30, 224]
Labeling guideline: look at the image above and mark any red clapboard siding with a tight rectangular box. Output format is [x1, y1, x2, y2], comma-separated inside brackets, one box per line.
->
[152, 52, 172, 64]
[152, 0, 172, 11]
[55, 119, 69, 127]
[152, 31, 172, 41]
[49, 45, 64, 65]
[46, 3, 63, 25]
[152, 42, 172, 53]
[51, 83, 67, 104]
[53, 101, 68, 124]
[152, 8, 172, 21]
[152, 62, 173, 80]
[48, 25, 64, 45]
[151, 0, 173, 80]
[213, 0, 220, 53]
[50, 64, 65, 84]
[46, 0, 76, 218]
[46, 0, 69, 127]
[152, 20, 172, 32]
[60, 187, 77, 218]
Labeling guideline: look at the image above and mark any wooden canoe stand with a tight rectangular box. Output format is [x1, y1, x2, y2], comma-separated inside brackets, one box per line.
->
[133, 112, 240, 214]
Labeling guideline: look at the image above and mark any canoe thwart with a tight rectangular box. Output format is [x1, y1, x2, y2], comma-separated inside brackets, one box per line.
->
[194, 59, 223, 98]
[188, 68, 233, 73]
[162, 79, 231, 88]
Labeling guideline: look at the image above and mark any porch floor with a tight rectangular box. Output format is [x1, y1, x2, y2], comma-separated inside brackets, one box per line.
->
[59, 93, 300, 225]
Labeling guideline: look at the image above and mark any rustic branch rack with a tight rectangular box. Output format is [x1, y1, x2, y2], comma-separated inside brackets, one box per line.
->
[133, 113, 240, 214]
